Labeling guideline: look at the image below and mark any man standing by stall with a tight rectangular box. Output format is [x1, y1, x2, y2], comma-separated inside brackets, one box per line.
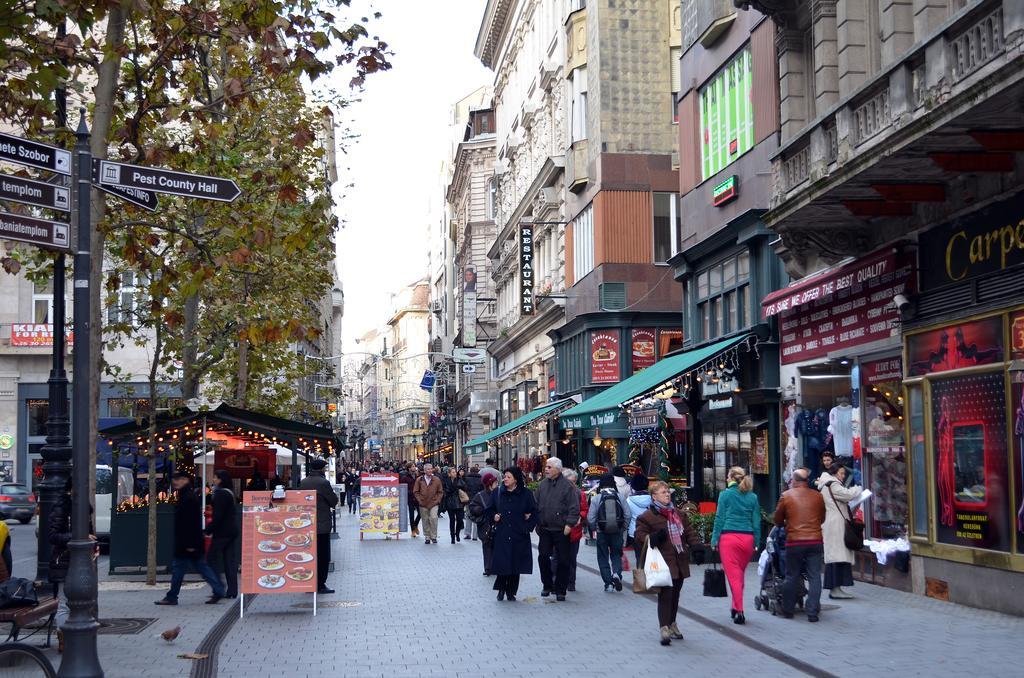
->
[301, 458, 339, 594]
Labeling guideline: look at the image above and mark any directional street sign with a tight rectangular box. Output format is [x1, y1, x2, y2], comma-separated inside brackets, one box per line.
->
[0, 173, 70, 212]
[0, 132, 71, 176]
[94, 183, 159, 212]
[94, 159, 241, 202]
[0, 210, 70, 251]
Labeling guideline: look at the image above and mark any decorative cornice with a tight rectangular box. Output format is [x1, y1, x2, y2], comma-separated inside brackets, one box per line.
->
[475, 0, 517, 69]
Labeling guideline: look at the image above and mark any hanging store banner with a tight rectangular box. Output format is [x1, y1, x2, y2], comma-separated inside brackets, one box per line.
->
[241, 490, 318, 595]
[463, 265, 478, 347]
[761, 250, 900, 318]
[519, 224, 535, 315]
[631, 328, 656, 372]
[590, 330, 621, 384]
[359, 473, 400, 538]
[775, 253, 912, 365]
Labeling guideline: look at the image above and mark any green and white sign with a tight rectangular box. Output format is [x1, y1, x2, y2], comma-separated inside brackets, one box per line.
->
[700, 46, 753, 181]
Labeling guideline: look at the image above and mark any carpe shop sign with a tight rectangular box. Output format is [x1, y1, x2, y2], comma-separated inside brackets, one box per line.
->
[95, 160, 240, 202]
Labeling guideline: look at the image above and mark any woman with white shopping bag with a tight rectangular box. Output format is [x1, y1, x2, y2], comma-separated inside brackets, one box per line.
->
[634, 481, 706, 646]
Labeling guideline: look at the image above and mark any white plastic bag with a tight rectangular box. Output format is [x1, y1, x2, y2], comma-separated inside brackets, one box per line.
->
[643, 545, 673, 588]
[757, 548, 770, 577]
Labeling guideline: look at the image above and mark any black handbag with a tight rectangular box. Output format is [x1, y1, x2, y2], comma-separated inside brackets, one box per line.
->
[0, 577, 39, 608]
[827, 484, 865, 551]
[702, 563, 728, 597]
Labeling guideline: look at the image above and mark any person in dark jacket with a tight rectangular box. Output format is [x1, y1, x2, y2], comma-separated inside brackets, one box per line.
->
[534, 457, 580, 601]
[245, 468, 266, 492]
[401, 465, 420, 537]
[156, 473, 226, 605]
[635, 480, 705, 646]
[442, 467, 467, 544]
[491, 467, 538, 601]
[205, 470, 239, 598]
[468, 471, 500, 575]
[345, 467, 361, 514]
[463, 466, 484, 540]
[300, 458, 339, 594]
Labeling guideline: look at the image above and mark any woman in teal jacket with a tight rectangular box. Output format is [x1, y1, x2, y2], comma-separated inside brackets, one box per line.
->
[710, 467, 761, 624]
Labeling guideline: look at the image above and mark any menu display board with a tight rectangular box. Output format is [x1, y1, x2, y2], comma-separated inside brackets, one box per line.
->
[590, 330, 621, 384]
[359, 473, 400, 538]
[240, 490, 317, 595]
[631, 328, 656, 372]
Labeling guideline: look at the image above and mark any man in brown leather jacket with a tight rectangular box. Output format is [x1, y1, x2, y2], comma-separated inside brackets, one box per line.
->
[774, 468, 826, 622]
[413, 463, 445, 544]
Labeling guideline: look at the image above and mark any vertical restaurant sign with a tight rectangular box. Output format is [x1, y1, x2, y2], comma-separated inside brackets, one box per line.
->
[590, 330, 621, 384]
[463, 264, 478, 347]
[241, 490, 318, 595]
[359, 473, 400, 538]
[631, 328, 656, 372]
[519, 224, 535, 316]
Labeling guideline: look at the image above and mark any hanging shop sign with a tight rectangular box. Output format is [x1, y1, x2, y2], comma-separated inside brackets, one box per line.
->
[708, 397, 733, 410]
[712, 175, 738, 206]
[906, 316, 1003, 377]
[241, 490, 318, 596]
[453, 348, 486, 364]
[519, 225, 535, 315]
[772, 252, 912, 364]
[631, 328, 656, 372]
[700, 375, 739, 398]
[918, 191, 1024, 291]
[629, 408, 660, 430]
[462, 265, 478, 347]
[590, 330, 621, 384]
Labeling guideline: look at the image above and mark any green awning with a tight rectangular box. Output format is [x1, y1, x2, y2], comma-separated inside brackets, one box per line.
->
[559, 335, 749, 430]
[463, 398, 575, 455]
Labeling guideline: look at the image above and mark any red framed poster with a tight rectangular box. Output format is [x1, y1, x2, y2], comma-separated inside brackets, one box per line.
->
[907, 316, 1003, 377]
[631, 328, 656, 372]
[590, 330, 621, 384]
[241, 490, 317, 595]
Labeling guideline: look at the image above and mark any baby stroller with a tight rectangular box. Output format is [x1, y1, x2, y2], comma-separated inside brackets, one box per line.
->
[754, 526, 805, 614]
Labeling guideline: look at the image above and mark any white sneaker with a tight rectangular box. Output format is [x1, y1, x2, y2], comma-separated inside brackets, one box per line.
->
[829, 587, 854, 599]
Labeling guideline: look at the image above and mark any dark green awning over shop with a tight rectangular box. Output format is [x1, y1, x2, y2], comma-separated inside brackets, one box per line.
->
[463, 398, 576, 456]
[559, 335, 749, 430]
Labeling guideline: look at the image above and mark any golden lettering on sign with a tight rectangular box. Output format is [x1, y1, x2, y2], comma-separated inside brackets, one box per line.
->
[944, 219, 1024, 282]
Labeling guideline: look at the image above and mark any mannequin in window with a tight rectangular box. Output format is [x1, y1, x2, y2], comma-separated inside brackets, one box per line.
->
[828, 397, 854, 458]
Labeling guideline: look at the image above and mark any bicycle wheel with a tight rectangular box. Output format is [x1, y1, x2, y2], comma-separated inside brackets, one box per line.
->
[0, 641, 58, 677]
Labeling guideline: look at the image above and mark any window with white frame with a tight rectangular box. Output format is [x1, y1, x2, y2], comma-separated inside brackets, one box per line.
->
[653, 192, 681, 264]
[570, 66, 588, 143]
[694, 251, 751, 342]
[671, 47, 681, 124]
[107, 271, 146, 325]
[486, 177, 497, 220]
[572, 204, 594, 282]
[32, 280, 53, 324]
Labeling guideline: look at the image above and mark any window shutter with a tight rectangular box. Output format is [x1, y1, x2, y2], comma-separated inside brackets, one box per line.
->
[670, 47, 681, 92]
[599, 282, 626, 310]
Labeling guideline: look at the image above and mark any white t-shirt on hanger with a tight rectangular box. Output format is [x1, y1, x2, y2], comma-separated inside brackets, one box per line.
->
[829, 404, 854, 457]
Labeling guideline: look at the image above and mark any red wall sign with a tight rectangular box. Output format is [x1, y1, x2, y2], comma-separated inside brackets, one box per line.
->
[777, 255, 912, 365]
[631, 328, 656, 372]
[906, 316, 1004, 377]
[590, 330, 621, 384]
[860, 357, 903, 385]
[10, 323, 73, 347]
[763, 250, 899, 318]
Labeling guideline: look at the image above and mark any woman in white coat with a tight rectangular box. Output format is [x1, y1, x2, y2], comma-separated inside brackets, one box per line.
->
[815, 465, 862, 599]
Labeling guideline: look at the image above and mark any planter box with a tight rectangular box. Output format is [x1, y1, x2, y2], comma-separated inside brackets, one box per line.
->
[108, 504, 176, 574]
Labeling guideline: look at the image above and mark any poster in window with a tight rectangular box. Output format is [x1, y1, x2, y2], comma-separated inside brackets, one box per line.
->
[590, 330, 621, 384]
[751, 429, 769, 475]
[907, 316, 1003, 377]
[631, 328, 656, 372]
[658, 329, 684, 358]
[931, 372, 1010, 552]
[1012, 376, 1024, 553]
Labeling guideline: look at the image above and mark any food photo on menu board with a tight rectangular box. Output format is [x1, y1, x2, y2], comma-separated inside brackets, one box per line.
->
[241, 491, 318, 594]
[359, 473, 401, 537]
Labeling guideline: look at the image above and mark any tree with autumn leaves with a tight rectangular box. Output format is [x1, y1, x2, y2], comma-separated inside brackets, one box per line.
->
[1, 0, 389, 583]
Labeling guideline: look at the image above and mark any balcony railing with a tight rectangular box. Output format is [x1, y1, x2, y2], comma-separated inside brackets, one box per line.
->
[951, 7, 1003, 83]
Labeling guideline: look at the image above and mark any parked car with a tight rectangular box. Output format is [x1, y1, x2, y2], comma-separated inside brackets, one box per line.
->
[0, 482, 37, 523]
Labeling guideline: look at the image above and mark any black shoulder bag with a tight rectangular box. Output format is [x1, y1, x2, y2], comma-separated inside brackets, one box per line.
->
[827, 483, 864, 551]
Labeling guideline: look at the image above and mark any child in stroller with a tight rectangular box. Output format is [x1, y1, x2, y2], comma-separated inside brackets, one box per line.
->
[754, 526, 806, 614]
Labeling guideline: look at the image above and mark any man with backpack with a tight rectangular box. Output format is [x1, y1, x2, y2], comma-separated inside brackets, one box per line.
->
[587, 473, 631, 591]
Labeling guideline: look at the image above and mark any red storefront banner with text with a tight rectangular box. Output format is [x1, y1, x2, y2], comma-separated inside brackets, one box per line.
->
[590, 330, 621, 384]
[10, 324, 74, 347]
[240, 490, 317, 595]
[860, 357, 903, 385]
[631, 328, 656, 372]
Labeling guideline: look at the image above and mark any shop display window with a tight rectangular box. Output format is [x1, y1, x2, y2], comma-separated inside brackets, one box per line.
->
[951, 422, 986, 508]
[907, 385, 928, 538]
[861, 359, 907, 539]
[1010, 377, 1024, 553]
[797, 362, 857, 482]
[27, 399, 49, 437]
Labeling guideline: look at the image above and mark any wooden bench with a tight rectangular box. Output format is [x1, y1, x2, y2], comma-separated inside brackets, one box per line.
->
[0, 558, 58, 647]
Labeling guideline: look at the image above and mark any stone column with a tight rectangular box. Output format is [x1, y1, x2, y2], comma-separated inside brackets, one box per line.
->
[880, 0, 915, 68]
[812, 0, 839, 114]
[838, 0, 870, 97]
[913, 0, 948, 42]
[777, 28, 809, 142]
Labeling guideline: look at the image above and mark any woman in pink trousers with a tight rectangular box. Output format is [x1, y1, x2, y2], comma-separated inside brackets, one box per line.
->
[710, 467, 761, 624]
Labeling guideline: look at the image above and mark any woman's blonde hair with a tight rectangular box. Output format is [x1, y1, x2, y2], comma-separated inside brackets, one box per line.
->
[648, 480, 670, 496]
[728, 466, 753, 493]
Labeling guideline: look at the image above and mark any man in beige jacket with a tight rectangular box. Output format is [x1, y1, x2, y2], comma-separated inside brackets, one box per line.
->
[413, 463, 444, 544]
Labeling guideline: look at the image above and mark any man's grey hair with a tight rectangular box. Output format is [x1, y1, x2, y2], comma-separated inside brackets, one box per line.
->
[547, 457, 563, 470]
[561, 468, 577, 482]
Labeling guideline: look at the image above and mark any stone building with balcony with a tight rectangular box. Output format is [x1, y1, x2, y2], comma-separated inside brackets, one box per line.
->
[742, 0, 1024, 614]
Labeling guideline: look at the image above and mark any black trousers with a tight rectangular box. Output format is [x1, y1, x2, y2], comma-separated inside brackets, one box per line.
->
[207, 536, 238, 597]
[537, 530, 571, 595]
[316, 532, 331, 588]
[493, 574, 520, 596]
[408, 503, 420, 530]
[657, 578, 684, 627]
[482, 538, 494, 574]
[448, 507, 465, 540]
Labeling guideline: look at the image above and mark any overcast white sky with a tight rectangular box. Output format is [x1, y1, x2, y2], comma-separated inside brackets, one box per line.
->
[325, 1, 491, 351]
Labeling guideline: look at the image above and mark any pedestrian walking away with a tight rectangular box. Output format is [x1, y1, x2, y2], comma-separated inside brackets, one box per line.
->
[634, 481, 705, 646]
[816, 465, 862, 600]
[205, 469, 240, 599]
[156, 472, 227, 606]
[588, 473, 630, 592]
[490, 467, 538, 601]
[774, 467, 826, 622]
[401, 464, 420, 537]
[300, 458, 340, 594]
[464, 465, 484, 540]
[534, 457, 580, 601]
[559, 468, 588, 592]
[443, 467, 468, 544]
[413, 463, 444, 543]
[710, 466, 761, 624]
[468, 471, 500, 575]
[346, 467, 361, 514]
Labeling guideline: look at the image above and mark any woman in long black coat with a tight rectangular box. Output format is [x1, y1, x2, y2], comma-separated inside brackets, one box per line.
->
[490, 467, 538, 601]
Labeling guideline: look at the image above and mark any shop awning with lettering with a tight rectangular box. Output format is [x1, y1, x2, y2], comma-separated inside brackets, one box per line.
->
[558, 335, 749, 430]
[462, 398, 576, 455]
[760, 249, 898, 318]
